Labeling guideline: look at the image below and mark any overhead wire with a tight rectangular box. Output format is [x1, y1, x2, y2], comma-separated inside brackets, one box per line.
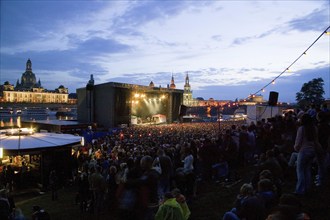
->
[247, 25, 330, 100]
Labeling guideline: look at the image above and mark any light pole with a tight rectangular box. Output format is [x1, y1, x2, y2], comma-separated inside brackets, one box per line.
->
[0, 148, 3, 164]
[18, 128, 22, 156]
[217, 103, 221, 134]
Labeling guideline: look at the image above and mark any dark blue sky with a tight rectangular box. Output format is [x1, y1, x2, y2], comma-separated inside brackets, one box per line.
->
[1, 0, 329, 103]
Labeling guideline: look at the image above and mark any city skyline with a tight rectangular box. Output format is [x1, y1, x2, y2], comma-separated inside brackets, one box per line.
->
[1, 1, 329, 103]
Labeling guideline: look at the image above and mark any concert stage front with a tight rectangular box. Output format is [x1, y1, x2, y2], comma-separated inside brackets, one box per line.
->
[77, 82, 183, 128]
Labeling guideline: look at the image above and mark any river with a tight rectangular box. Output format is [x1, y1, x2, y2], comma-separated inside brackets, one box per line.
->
[0, 115, 77, 128]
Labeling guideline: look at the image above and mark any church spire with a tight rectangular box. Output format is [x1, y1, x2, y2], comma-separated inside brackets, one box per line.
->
[169, 73, 176, 89]
[183, 72, 193, 106]
[185, 73, 190, 87]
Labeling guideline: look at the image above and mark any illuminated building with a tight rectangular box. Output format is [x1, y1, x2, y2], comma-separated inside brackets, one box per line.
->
[0, 59, 69, 103]
[182, 73, 231, 107]
[182, 73, 265, 107]
[183, 73, 198, 106]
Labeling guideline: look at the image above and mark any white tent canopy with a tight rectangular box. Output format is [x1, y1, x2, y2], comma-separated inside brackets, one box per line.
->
[0, 131, 81, 150]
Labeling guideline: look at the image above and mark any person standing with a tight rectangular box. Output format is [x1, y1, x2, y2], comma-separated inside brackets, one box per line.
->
[293, 113, 317, 195]
[77, 165, 90, 212]
[153, 149, 173, 199]
[316, 111, 330, 187]
[140, 155, 160, 220]
[89, 166, 107, 217]
[0, 189, 11, 220]
[49, 169, 59, 201]
[5, 165, 14, 192]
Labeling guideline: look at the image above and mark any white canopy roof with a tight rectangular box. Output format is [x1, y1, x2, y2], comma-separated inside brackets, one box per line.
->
[0, 131, 81, 150]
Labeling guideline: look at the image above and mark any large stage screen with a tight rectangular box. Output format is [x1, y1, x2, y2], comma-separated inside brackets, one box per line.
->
[130, 92, 169, 125]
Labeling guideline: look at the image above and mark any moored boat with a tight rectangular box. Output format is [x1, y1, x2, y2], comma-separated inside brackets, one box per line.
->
[21, 107, 50, 116]
[0, 108, 15, 117]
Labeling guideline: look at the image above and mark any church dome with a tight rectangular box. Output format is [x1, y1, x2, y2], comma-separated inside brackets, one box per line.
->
[21, 71, 36, 88]
[18, 59, 37, 89]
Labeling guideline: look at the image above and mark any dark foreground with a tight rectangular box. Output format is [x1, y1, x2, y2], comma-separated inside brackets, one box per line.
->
[13, 164, 330, 220]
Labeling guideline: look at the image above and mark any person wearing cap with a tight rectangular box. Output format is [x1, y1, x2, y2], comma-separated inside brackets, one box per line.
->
[155, 192, 185, 220]
[171, 188, 191, 220]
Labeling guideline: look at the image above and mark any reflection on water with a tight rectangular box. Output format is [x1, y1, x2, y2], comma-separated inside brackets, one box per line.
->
[0, 115, 77, 128]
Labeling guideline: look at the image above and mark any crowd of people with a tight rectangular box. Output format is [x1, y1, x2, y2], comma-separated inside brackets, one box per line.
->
[69, 104, 329, 220]
[0, 103, 329, 220]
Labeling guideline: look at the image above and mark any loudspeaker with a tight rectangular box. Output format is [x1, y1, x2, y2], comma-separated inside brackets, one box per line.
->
[268, 91, 279, 106]
[179, 105, 187, 116]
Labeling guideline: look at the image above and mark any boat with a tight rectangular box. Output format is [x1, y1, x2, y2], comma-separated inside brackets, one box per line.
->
[0, 108, 15, 117]
[55, 107, 77, 117]
[21, 107, 50, 116]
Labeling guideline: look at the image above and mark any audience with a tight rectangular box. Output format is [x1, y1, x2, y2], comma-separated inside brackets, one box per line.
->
[3, 105, 329, 219]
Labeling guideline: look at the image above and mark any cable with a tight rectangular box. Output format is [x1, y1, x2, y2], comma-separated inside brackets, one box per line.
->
[211, 26, 330, 122]
[249, 25, 330, 98]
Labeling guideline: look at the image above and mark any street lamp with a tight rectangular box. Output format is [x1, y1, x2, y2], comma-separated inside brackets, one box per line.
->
[217, 103, 221, 134]
[18, 128, 22, 156]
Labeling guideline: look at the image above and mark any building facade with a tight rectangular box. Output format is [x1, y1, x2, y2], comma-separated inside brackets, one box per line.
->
[1, 59, 69, 103]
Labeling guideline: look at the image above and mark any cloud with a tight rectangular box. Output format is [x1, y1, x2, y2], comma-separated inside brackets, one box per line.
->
[77, 37, 132, 55]
[212, 35, 222, 42]
[115, 1, 188, 27]
[1, 1, 329, 102]
[287, 7, 329, 32]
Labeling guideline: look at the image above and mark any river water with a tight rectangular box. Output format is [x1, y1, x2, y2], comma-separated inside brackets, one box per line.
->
[0, 115, 77, 128]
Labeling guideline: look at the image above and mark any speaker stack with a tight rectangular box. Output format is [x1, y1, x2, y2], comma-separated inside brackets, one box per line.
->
[268, 91, 279, 106]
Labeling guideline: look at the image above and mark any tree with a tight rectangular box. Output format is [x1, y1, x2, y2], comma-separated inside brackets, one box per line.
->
[296, 77, 325, 108]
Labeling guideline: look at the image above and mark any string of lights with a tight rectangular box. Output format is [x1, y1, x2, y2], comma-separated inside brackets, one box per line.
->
[245, 25, 330, 101]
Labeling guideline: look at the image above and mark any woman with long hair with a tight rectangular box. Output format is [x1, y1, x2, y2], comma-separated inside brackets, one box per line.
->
[293, 113, 318, 195]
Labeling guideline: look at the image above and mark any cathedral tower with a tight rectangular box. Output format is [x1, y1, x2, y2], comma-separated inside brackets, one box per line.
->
[169, 74, 176, 89]
[183, 73, 193, 106]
